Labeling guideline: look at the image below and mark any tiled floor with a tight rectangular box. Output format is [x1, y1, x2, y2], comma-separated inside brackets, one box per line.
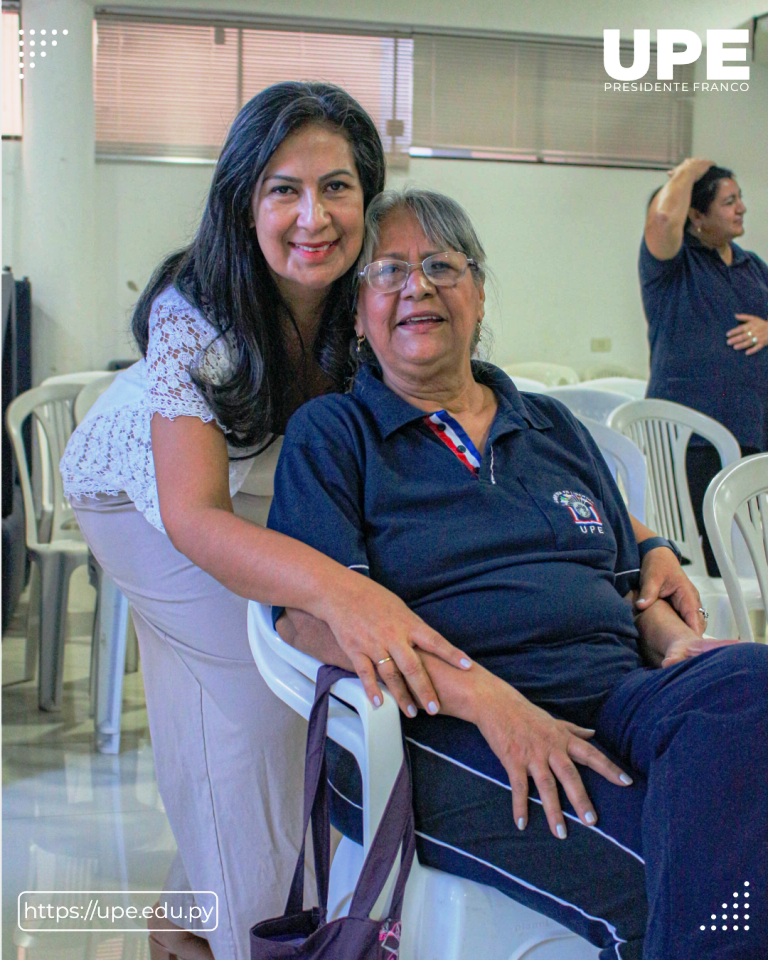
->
[2, 568, 176, 960]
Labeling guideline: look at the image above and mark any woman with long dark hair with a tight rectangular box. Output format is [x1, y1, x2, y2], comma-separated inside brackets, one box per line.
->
[61, 83, 470, 960]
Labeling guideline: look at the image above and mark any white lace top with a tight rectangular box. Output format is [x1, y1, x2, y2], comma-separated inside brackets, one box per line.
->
[61, 287, 258, 533]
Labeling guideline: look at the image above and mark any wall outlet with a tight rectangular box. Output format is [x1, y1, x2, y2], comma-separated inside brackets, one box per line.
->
[590, 337, 612, 353]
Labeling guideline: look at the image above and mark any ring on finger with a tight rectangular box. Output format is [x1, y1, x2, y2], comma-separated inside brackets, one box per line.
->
[698, 606, 709, 620]
[377, 656, 394, 665]
[752, 335, 758, 345]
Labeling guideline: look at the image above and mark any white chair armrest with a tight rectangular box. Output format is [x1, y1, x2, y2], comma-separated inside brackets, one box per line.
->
[246, 601, 405, 852]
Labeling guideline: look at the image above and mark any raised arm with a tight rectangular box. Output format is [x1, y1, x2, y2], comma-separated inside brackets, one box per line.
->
[644, 157, 714, 260]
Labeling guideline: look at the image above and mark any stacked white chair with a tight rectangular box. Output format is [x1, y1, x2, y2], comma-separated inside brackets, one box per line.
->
[502, 362, 580, 387]
[607, 399, 762, 638]
[704, 454, 768, 642]
[6, 374, 138, 752]
[6, 382, 90, 710]
[247, 601, 599, 960]
[583, 378, 647, 400]
[548, 387, 634, 425]
[576, 416, 647, 523]
[507, 375, 549, 394]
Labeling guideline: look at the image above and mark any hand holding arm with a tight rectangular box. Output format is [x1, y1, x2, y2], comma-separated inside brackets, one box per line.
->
[629, 514, 706, 635]
[633, 595, 739, 668]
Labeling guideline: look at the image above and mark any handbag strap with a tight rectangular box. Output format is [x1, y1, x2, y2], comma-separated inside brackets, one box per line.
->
[284, 664, 356, 917]
[348, 752, 416, 922]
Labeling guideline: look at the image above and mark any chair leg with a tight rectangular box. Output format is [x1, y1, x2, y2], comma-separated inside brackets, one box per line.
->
[88, 553, 101, 716]
[23, 563, 41, 683]
[93, 574, 129, 754]
[36, 552, 71, 712]
[124, 613, 139, 674]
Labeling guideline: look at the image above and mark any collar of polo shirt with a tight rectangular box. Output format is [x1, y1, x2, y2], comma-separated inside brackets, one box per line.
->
[353, 361, 553, 440]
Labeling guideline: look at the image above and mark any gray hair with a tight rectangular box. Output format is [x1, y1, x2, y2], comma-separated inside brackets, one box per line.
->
[359, 188, 486, 284]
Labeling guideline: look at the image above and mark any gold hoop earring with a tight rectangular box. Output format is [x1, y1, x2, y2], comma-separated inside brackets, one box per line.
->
[356, 334, 366, 356]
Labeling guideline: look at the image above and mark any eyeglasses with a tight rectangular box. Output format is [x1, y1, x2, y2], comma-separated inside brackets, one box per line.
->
[359, 251, 477, 293]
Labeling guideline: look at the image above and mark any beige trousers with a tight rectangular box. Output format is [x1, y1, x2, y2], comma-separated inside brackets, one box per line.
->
[72, 492, 307, 960]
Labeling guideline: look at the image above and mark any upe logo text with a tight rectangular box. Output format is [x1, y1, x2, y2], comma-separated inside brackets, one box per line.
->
[603, 30, 749, 81]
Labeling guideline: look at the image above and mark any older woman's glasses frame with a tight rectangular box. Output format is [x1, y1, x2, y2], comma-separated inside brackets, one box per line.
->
[359, 252, 478, 293]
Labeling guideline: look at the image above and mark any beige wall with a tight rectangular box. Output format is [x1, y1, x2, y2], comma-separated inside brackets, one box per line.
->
[3, 148, 664, 376]
[692, 61, 768, 260]
[389, 160, 662, 375]
[3, 3, 767, 379]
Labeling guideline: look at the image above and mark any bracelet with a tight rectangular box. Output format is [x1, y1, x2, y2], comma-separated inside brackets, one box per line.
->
[638, 536, 682, 564]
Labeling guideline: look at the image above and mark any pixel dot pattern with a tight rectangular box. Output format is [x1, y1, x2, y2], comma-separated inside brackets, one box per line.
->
[17, 26, 67, 79]
[700, 882, 753, 934]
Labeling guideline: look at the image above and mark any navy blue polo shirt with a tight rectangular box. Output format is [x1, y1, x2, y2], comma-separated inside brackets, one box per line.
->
[639, 233, 768, 449]
[268, 362, 644, 726]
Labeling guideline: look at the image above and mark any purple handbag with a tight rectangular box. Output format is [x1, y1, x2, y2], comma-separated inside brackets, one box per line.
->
[250, 665, 415, 960]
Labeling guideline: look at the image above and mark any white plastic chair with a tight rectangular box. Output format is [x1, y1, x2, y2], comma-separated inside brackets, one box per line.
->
[576, 416, 647, 523]
[547, 387, 634, 425]
[582, 377, 648, 400]
[73, 372, 117, 426]
[502, 362, 580, 387]
[37, 373, 116, 523]
[704, 454, 768, 642]
[6, 383, 90, 711]
[607, 399, 761, 638]
[580, 366, 639, 382]
[508, 375, 549, 394]
[73, 371, 135, 754]
[247, 601, 599, 960]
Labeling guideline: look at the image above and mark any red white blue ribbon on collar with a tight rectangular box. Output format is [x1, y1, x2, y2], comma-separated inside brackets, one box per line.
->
[423, 410, 481, 476]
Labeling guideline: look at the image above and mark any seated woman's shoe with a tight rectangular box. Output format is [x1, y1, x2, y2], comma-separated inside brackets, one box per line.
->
[147, 902, 215, 960]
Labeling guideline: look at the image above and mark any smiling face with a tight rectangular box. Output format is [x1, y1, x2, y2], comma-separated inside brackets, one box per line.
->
[252, 124, 365, 307]
[355, 207, 485, 390]
[690, 178, 746, 245]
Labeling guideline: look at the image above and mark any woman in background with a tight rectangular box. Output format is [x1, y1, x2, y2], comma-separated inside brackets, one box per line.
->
[61, 83, 470, 960]
[641, 158, 768, 573]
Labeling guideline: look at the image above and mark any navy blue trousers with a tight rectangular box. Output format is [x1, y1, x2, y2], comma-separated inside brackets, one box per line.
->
[327, 644, 768, 959]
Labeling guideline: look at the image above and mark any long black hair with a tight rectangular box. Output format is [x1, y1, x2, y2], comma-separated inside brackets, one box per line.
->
[132, 82, 386, 449]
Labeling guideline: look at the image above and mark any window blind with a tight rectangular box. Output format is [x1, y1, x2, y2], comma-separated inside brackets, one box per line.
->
[93, 17, 412, 164]
[411, 34, 693, 167]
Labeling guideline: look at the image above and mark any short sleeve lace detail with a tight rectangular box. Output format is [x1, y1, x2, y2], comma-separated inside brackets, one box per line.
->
[146, 288, 234, 427]
[60, 287, 255, 534]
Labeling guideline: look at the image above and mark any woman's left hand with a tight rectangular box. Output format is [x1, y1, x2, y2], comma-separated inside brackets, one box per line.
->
[634, 546, 706, 635]
[727, 314, 768, 355]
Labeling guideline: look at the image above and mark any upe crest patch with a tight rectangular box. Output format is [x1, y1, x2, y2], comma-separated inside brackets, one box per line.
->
[553, 490, 604, 534]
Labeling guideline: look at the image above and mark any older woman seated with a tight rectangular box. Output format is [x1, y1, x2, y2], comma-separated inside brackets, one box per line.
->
[267, 189, 767, 960]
